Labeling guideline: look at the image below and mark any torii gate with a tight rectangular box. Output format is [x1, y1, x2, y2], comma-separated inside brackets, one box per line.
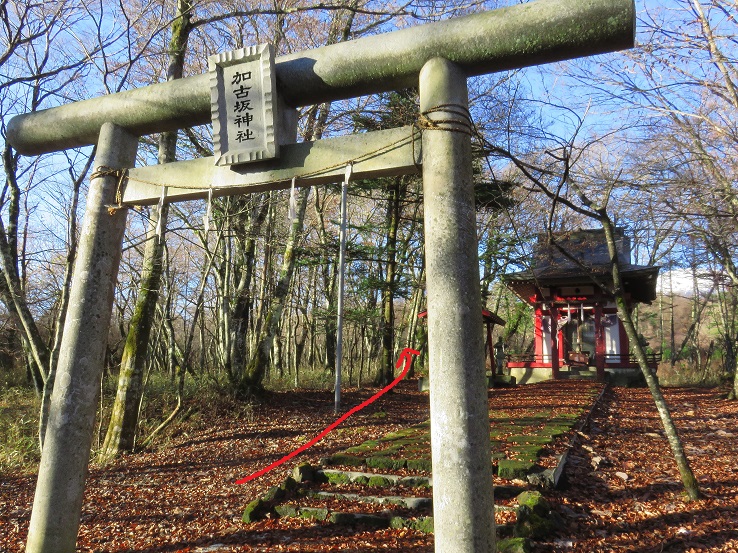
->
[7, 0, 635, 551]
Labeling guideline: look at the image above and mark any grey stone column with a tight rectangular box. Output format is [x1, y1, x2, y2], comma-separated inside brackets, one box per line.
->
[420, 58, 495, 552]
[26, 123, 138, 553]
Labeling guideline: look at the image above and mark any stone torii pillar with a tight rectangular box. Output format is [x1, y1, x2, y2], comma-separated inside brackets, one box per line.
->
[25, 123, 138, 553]
[420, 57, 495, 551]
[6, 1, 635, 552]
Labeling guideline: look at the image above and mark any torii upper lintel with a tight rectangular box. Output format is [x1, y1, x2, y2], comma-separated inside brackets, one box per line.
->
[7, 0, 634, 156]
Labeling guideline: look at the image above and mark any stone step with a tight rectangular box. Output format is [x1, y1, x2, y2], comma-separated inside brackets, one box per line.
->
[302, 489, 432, 510]
[274, 504, 516, 534]
[315, 468, 433, 488]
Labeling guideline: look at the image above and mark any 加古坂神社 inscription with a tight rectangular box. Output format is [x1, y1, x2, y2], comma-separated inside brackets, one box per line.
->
[209, 44, 278, 166]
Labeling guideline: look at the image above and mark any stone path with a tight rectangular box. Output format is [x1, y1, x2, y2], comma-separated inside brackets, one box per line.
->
[241, 381, 605, 552]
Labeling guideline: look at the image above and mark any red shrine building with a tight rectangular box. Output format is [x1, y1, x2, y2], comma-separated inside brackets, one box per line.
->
[501, 228, 660, 383]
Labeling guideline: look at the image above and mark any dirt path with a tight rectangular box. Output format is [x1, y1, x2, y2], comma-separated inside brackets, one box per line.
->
[536, 386, 738, 552]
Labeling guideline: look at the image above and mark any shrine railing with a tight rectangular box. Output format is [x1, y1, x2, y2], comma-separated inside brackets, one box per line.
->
[506, 352, 662, 368]
[506, 353, 550, 365]
[604, 353, 662, 367]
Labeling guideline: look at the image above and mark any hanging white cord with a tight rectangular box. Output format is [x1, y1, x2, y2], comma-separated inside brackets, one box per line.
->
[334, 163, 353, 414]
[343, 162, 353, 190]
[204, 187, 213, 235]
[155, 186, 167, 241]
[288, 177, 297, 221]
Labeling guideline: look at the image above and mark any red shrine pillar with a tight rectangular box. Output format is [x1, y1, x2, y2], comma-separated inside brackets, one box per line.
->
[594, 302, 605, 381]
[550, 305, 560, 379]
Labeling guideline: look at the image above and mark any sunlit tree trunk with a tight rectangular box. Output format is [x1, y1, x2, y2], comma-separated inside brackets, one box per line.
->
[241, 188, 310, 394]
[100, 0, 190, 460]
[601, 216, 701, 500]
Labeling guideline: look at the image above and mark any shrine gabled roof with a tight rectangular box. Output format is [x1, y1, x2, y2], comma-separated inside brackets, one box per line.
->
[501, 228, 660, 304]
[502, 264, 660, 304]
[502, 263, 658, 284]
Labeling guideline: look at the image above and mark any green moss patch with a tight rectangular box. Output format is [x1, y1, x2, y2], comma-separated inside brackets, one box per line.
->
[325, 471, 352, 485]
[498, 459, 537, 479]
[300, 507, 329, 521]
[498, 537, 531, 553]
[399, 476, 432, 488]
[323, 454, 365, 467]
[390, 516, 434, 533]
[242, 498, 269, 523]
[368, 475, 392, 487]
[540, 425, 571, 438]
[406, 458, 432, 472]
[509, 445, 545, 460]
[274, 504, 298, 517]
[366, 456, 406, 470]
[507, 435, 551, 445]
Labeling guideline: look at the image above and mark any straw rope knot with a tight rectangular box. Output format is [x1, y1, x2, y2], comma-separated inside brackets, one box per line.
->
[90, 166, 129, 215]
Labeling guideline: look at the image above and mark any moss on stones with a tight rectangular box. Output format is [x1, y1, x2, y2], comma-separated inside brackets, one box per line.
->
[497, 459, 536, 479]
[368, 475, 392, 487]
[279, 476, 298, 492]
[329, 512, 356, 525]
[514, 491, 564, 539]
[406, 458, 432, 472]
[262, 485, 285, 503]
[323, 454, 365, 467]
[399, 476, 432, 488]
[497, 537, 531, 553]
[299, 507, 328, 521]
[509, 445, 545, 461]
[366, 456, 406, 470]
[292, 462, 315, 483]
[389, 516, 434, 533]
[516, 491, 551, 517]
[242, 498, 269, 523]
[540, 425, 570, 438]
[325, 471, 352, 485]
[274, 504, 298, 517]
[514, 505, 557, 539]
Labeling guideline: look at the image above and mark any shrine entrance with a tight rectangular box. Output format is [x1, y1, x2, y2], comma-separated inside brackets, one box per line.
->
[503, 229, 661, 383]
[7, 1, 636, 552]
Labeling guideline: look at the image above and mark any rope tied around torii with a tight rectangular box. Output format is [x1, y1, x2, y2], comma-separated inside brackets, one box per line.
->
[89, 165, 130, 215]
[416, 103, 475, 137]
[89, 103, 477, 216]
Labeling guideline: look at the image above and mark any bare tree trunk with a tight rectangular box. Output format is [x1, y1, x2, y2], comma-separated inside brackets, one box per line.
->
[380, 178, 400, 385]
[100, 0, 190, 460]
[241, 188, 310, 394]
[314, 189, 338, 371]
[100, 203, 168, 459]
[600, 216, 701, 500]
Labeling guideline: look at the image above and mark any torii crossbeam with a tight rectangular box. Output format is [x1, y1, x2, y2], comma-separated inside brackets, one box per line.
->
[7, 1, 635, 552]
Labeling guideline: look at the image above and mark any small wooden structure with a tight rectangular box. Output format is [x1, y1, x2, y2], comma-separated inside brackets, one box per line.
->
[502, 229, 660, 382]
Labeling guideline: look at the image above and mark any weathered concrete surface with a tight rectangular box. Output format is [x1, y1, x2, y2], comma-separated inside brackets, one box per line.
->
[123, 126, 420, 205]
[420, 58, 495, 552]
[508, 367, 554, 384]
[8, 0, 635, 155]
[25, 123, 137, 553]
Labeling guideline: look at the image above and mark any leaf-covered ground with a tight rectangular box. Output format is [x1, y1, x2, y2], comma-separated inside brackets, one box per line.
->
[536, 385, 738, 553]
[1, 380, 736, 552]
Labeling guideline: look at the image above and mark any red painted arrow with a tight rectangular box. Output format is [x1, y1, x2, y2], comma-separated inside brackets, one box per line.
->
[235, 348, 420, 484]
